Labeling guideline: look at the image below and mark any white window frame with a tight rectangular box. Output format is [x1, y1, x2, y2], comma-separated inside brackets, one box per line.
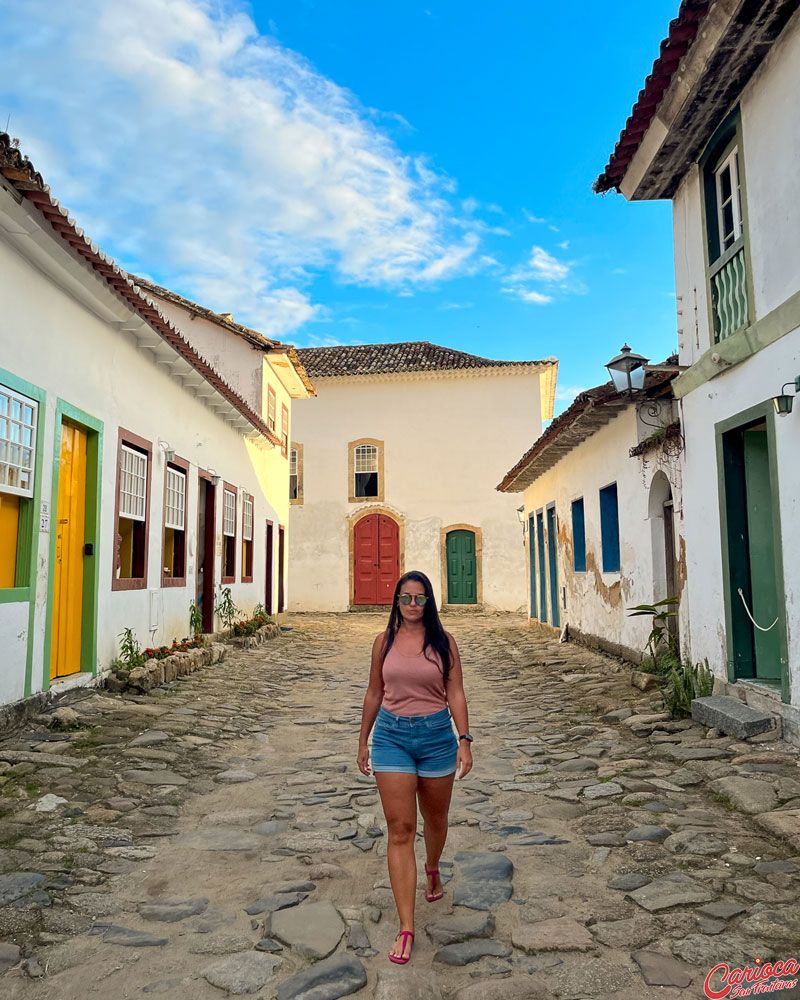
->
[267, 386, 276, 432]
[165, 467, 186, 531]
[0, 385, 37, 499]
[715, 147, 743, 252]
[120, 445, 148, 521]
[242, 495, 253, 542]
[223, 488, 236, 537]
[354, 443, 378, 497]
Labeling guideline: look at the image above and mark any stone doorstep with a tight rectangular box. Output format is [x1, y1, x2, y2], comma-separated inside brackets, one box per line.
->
[691, 696, 780, 740]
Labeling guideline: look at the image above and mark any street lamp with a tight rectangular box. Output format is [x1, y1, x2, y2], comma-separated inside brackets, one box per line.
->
[605, 344, 649, 396]
[516, 505, 526, 542]
[772, 376, 800, 416]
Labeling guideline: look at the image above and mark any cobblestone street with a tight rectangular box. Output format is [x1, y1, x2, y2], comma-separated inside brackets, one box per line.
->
[1, 614, 800, 999]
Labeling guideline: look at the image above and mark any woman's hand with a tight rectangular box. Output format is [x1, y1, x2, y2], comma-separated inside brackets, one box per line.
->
[456, 742, 473, 780]
[357, 744, 371, 776]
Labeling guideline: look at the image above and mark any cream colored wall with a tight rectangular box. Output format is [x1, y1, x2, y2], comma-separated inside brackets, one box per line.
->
[0, 224, 288, 705]
[521, 407, 686, 658]
[289, 372, 545, 612]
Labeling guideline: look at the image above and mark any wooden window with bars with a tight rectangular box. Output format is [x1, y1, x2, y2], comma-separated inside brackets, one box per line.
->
[163, 460, 188, 586]
[0, 384, 38, 589]
[267, 385, 277, 433]
[280, 404, 289, 458]
[113, 431, 152, 590]
[222, 484, 237, 583]
[241, 493, 254, 582]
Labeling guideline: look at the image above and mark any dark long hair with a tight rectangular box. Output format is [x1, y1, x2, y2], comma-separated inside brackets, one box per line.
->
[380, 570, 452, 682]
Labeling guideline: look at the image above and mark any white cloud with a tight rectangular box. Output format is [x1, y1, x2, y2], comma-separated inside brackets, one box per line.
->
[555, 383, 589, 402]
[502, 286, 552, 306]
[439, 301, 473, 311]
[509, 246, 571, 285]
[523, 209, 546, 224]
[0, 0, 479, 335]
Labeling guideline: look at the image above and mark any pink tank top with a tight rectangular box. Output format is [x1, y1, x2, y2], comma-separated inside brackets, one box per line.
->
[381, 644, 447, 716]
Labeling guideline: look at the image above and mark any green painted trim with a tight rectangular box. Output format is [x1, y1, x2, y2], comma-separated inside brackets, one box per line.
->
[42, 400, 104, 692]
[714, 402, 790, 703]
[0, 366, 47, 698]
[0, 587, 30, 605]
[674, 286, 800, 399]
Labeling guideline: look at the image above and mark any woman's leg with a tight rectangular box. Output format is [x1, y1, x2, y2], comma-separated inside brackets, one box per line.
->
[417, 773, 456, 897]
[375, 771, 419, 960]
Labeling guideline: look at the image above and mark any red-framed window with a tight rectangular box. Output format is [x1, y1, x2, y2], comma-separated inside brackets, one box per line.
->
[267, 385, 277, 433]
[113, 429, 152, 591]
[280, 404, 289, 458]
[221, 482, 237, 583]
[241, 493, 254, 582]
[162, 456, 189, 587]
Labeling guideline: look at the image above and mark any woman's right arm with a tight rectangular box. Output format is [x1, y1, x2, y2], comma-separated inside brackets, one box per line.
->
[357, 632, 386, 776]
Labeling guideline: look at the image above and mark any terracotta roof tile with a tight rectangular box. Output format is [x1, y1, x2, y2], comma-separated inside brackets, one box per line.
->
[296, 341, 554, 378]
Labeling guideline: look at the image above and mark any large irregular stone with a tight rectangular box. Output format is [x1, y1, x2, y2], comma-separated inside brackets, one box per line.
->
[631, 949, 694, 987]
[121, 769, 188, 785]
[433, 939, 511, 965]
[138, 897, 209, 922]
[202, 952, 282, 994]
[99, 924, 168, 947]
[582, 782, 624, 799]
[755, 809, 800, 851]
[0, 873, 46, 905]
[590, 917, 656, 949]
[627, 872, 714, 912]
[0, 942, 21, 973]
[454, 977, 553, 1000]
[710, 776, 778, 814]
[215, 769, 257, 784]
[691, 696, 776, 739]
[453, 851, 513, 911]
[663, 830, 728, 856]
[276, 952, 367, 1000]
[130, 731, 170, 746]
[270, 901, 345, 959]
[244, 892, 308, 915]
[625, 825, 670, 843]
[30, 793, 68, 813]
[375, 967, 443, 1000]
[173, 828, 264, 851]
[608, 873, 650, 891]
[738, 907, 800, 944]
[512, 917, 595, 953]
[697, 900, 748, 920]
[663, 746, 730, 762]
[426, 910, 495, 946]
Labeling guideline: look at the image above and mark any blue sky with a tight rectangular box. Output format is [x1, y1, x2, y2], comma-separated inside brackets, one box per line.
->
[0, 0, 681, 410]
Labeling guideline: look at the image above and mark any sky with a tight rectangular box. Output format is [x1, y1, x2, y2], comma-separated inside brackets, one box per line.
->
[0, 0, 682, 411]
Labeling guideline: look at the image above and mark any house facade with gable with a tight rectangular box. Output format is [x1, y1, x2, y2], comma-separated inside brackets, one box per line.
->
[498, 370, 685, 663]
[596, 0, 800, 740]
[0, 133, 311, 712]
[288, 342, 557, 613]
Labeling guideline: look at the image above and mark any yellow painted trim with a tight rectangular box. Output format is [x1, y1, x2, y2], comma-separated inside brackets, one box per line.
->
[439, 523, 483, 607]
[348, 437, 385, 504]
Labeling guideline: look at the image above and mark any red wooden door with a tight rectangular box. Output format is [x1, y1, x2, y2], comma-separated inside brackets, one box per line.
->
[353, 514, 399, 605]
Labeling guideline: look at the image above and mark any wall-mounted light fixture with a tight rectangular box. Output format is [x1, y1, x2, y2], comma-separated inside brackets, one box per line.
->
[772, 376, 800, 416]
[605, 344, 649, 396]
[207, 467, 221, 486]
[516, 504, 527, 543]
[158, 439, 175, 463]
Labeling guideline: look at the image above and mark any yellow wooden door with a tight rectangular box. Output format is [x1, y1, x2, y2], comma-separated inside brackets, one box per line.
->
[51, 423, 87, 679]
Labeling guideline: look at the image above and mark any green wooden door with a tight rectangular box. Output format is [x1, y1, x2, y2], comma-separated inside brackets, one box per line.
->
[742, 427, 782, 681]
[446, 529, 477, 604]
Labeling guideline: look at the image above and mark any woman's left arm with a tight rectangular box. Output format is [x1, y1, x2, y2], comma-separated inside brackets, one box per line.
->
[445, 633, 472, 779]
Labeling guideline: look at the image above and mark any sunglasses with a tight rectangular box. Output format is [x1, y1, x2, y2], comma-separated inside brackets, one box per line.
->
[398, 593, 428, 606]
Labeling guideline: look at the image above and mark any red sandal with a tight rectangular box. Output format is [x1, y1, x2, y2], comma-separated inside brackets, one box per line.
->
[424, 864, 444, 902]
[388, 930, 414, 965]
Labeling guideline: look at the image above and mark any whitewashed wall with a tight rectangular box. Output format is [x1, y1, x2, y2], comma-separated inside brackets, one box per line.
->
[521, 406, 686, 660]
[0, 225, 289, 706]
[289, 371, 546, 612]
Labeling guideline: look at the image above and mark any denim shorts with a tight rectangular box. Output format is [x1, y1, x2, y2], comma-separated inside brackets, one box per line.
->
[371, 706, 458, 778]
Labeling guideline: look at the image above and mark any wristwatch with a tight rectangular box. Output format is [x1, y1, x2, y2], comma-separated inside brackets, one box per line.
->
[459, 734, 474, 743]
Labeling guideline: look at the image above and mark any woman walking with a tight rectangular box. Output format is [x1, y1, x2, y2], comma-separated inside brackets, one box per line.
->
[357, 570, 473, 965]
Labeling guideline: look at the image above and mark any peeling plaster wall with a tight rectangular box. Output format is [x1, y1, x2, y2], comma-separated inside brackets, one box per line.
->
[289, 372, 544, 612]
[521, 406, 686, 659]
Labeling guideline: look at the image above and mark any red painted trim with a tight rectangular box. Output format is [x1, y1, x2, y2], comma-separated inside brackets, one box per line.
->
[221, 481, 237, 583]
[112, 428, 152, 592]
[265, 519, 274, 614]
[161, 455, 190, 588]
[241, 492, 254, 583]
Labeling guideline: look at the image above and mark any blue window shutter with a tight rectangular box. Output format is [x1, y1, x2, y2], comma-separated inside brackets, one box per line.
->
[599, 484, 620, 573]
[571, 498, 586, 572]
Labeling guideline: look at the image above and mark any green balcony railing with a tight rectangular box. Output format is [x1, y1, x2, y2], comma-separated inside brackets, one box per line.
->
[710, 240, 748, 342]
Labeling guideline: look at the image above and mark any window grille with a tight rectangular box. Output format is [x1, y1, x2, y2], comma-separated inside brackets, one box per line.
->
[267, 387, 276, 431]
[243, 496, 253, 541]
[165, 467, 186, 530]
[290, 449, 297, 477]
[120, 445, 147, 521]
[223, 489, 236, 537]
[354, 444, 378, 473]
[0, 386, 37, 498]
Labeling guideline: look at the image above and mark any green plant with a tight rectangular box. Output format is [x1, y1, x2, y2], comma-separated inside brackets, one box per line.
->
[189, 600, 204, 637]
[639, 648, 681, 676]
[628, 598, 679, 662]
[214, 585, 241, 632]
[118, 627, 144, 669]
[663, 658, 714, 717]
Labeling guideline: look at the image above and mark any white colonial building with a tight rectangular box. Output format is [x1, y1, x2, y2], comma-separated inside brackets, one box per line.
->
[596, 0, 800, 741]
[0, 132, 311, 712]
[498, 369, 684, 662]
[288, 342, 557, 612]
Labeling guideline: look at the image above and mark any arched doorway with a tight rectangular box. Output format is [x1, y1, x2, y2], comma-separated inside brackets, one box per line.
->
[445, 528, 478, 605]
[353, 512, 400, 605]
[649, 471, 678, 645]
